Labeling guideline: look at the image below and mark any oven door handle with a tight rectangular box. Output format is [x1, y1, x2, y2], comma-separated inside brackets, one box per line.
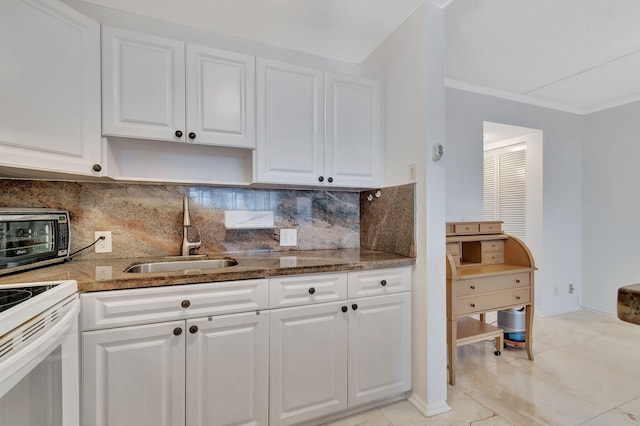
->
[0, 295, 80, 398]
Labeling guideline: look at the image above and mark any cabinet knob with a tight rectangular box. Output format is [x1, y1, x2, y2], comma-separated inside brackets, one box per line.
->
[189, 325, 198, 334]
[352, 303, 358, 311]
[515, 296, 521, 300]
[188, 132, 196, 140]
[173, 327, 182, 336]
[181, 300, 191, 309]
[470, 285, 475, 290]
[470, 303, 476, 308]
[308, 287, 316, 295]
[341, 306, 348, 313]
[380, 280, 387, 287]
[92, 163, 102, 172]
[515, 279, 521, 283]
[327, 177, 333, 183]
[175, 130, 183, 137]
[318, 176, 324, 182]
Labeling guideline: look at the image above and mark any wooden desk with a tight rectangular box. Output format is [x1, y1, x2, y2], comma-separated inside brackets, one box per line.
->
[446, 221, 535, 385]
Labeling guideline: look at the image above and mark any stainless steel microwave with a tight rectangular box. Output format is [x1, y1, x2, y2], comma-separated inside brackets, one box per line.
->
[0, 208, 70, 276]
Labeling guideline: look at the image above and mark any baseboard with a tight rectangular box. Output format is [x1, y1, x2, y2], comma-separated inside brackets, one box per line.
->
[408, 392, 451, 417]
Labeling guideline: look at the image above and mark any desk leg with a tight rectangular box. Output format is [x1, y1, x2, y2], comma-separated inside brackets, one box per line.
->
[479, 313, 486, 323]
[447, 319, 456, 385]
[525, 304, 534, 361]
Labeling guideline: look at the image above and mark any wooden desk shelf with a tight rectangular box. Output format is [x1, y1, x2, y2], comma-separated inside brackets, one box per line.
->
[446, 221, 535, 385]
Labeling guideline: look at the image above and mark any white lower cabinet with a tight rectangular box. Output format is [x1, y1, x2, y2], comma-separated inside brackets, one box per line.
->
[269, 302, 349, 426]
[348, 293, 411, 407]
[82, 321, 187, 426]
[186, 311, 269, 426]
[269, 269, 412, 426]
[81, 268, 411, 426]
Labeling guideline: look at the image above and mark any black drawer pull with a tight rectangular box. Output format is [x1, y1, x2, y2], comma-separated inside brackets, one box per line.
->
[470, 303, 476, 308]
[175, 130, 183, 137]
[308, 287, 316, 295]
[352, 303, 358, 311]
[181, 300, 191, 309]
[189, 325, 198, 334]
[173, 327, 182, 336]
[515, 279, 521, 283]
[515, 296, 521, 300]
[188, 132, 196, 139]
[381, 280, 387, 287]
[470, 285, 475, 290]
[341, 306, 348, 313]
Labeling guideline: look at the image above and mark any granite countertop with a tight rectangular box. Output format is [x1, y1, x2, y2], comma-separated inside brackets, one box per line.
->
[0, 249, 415, 293]
[618, 283, 640, 325]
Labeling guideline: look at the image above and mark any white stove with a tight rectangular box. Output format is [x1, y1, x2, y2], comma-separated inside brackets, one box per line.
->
[0, 280, 79, 426]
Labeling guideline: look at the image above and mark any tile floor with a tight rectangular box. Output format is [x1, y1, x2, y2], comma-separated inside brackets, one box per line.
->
[322, 310, 640, 425]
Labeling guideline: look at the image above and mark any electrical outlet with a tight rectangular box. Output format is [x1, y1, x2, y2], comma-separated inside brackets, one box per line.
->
[280, 229, 297, 247]
[569, 283, 575, 294]
[95, 231, 112, 253]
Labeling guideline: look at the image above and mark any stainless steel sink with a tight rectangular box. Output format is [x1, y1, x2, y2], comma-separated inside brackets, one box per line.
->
[125, 259, 238, 273]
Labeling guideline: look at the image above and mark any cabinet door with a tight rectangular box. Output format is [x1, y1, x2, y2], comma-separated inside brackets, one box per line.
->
[270, 302, 348, 425]
[186, 311, 269, 426]
[102, 26, 186, 142]
[325, 72, 382, 188]
[348, 293, 411, 407]
[256, 58, 324, 185]
[0, 0, 102, 176]
[82, 321, 186, 426]
[186, 45, 255, 148]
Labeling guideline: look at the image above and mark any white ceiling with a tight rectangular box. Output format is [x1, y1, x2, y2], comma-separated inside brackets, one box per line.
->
[446, 0, 640, 114]
[80, 0, 640, 115]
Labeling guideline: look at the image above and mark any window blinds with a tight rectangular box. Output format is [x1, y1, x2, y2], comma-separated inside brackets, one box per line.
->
[484, 144, 526, 241]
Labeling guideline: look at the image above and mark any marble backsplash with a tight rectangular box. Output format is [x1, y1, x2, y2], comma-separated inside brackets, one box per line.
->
[0, 181, 360, 259]
[360, 183, 415, 258]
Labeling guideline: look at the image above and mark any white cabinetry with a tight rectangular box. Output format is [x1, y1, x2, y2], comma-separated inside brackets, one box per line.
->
[102, 26, 255, 149]
[325, 72, 382, 188]
[256, 59, 324, 185]
[269, 268, 411, 425]
[0, 0, 102, 176]
[81, 280, 269, 426]
[256, 59, 381, 188]
[82, 321, 186, 426]
[269, 302, 348, 426]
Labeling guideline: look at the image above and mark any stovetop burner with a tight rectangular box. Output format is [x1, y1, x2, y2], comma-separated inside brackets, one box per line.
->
[0, 285, 57, 314]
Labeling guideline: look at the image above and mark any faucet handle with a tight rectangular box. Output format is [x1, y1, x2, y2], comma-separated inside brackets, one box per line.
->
[187, 227, 202, 245]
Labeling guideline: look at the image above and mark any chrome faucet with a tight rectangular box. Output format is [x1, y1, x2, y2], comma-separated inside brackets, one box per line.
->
[181, 196, 202, 256]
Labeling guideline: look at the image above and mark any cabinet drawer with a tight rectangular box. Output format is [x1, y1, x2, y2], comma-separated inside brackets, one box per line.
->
[479, 222, 501, 233]
[81, 279, 269, 331]
[454, 223, 479, 234]
[456, 287, 530, 316]
[481, 240, 504, 253]
[446, 243, 460, 256]
[348, 267, 411, 298]
[481, 251, 504, 264]
[456, 272, 530, 297]
[269, 273, 347, 308]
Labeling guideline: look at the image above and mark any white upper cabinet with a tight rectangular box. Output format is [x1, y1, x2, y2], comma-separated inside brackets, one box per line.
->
[186, 45, 255, 148]
[102, 27, 186, 142]
[0, 0, 102, 176]
[256, 58, 324, 185]
[102, 26, 255, 149]
[256, 59, 382, 188]
[325, 72, 382, 188]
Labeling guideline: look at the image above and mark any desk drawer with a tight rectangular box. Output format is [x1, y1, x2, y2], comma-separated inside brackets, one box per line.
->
[481, 251, 504, 264]
[479, 222, 501, 233]
[456, 272, 529, 296]
[454, 223, 479, 234]
[456, 287, 530, 315]
[481, 240, 504, 253]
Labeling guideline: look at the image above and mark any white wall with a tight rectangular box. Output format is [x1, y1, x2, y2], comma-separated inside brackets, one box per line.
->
[362, 2, 449, 417]
[62, 0, 360, 75]
[446, 88, 583, 316]
[583, 101, 640, 314]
